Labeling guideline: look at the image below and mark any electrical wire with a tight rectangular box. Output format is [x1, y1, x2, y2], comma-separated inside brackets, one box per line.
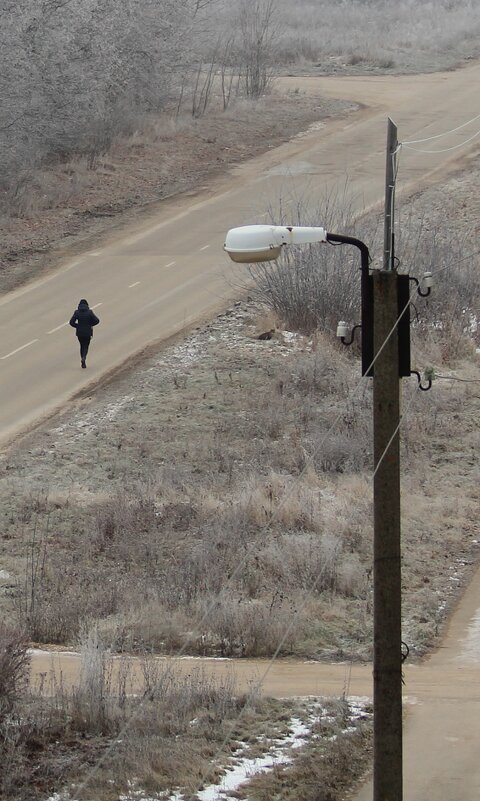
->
[373, 382, 420, 480]
[434, 374, 480, 383]
[402, 112, 480, 145]
[401, 127, 480, 154]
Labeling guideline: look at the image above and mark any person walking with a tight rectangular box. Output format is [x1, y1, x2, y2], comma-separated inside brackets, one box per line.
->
[69, 299, 99, 368]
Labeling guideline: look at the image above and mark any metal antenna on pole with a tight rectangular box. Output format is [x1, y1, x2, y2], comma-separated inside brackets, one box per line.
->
[384, 117, 398, 272]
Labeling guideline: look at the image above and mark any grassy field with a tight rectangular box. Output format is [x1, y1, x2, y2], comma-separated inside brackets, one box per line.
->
[273, 0, 480, 73]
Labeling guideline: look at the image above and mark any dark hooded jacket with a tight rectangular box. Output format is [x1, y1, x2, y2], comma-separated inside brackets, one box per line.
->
[69, 299, 100, 338]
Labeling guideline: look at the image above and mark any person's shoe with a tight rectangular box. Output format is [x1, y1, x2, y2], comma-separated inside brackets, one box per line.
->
[81, 359, 86, 368]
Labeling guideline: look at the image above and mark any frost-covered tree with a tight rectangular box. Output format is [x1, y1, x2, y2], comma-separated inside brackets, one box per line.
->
[0, 0, 207, 189]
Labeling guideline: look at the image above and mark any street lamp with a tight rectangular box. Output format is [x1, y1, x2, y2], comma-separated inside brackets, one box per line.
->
[224, 224, 327, 261]
[225, 223, 405, 801]
[225, 225, 374, 375]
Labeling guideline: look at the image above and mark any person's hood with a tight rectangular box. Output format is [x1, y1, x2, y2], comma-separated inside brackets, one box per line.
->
[78, 299, 89, 309]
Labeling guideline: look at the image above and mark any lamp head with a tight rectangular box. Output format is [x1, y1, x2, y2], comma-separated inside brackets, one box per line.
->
[224, 225, 327, 263]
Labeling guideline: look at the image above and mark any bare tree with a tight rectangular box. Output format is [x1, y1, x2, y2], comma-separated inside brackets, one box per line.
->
[219, 36, 241, 110]
[238, 0, 278, 98]
[0, 0, 204, 203]
[0, 623, 29, 721]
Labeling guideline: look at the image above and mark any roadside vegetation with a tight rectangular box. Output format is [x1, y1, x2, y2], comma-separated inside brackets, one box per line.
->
[273, 0, 480, 73]
[0, 623, 372, 800]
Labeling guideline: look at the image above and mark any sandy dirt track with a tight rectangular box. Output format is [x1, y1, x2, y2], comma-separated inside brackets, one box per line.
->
[1, 62, 480, 445]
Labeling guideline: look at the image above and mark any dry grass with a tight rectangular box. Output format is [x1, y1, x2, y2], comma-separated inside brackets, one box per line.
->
[0, 630, 256, 800]
[271, 0, 480, 72]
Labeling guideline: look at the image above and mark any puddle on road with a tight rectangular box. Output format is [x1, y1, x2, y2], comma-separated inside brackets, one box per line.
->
[457, 608, 480, 663]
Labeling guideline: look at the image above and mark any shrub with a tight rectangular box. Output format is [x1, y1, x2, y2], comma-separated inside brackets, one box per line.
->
[196, 595, 303, 656]
[272, 0, 480, 70]
[0, 624, 29, 722]
[245, 190, 381, 335]
[397, 213, 480, 361]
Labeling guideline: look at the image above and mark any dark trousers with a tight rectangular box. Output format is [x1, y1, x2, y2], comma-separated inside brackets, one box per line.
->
[77, 335, 91, 362]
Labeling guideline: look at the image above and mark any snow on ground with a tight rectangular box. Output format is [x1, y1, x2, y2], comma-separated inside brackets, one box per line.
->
[46, 699, 371, 801]
[124, 700, 369, 801]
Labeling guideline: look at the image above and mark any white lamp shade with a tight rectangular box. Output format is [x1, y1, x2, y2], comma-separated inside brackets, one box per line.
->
[224, 225, 327, 263]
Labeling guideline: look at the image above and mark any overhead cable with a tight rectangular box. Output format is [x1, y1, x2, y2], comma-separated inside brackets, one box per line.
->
[402, 112, 480, 145]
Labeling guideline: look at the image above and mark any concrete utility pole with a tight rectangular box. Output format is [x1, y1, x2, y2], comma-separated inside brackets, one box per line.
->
[373, 117, 403, 801]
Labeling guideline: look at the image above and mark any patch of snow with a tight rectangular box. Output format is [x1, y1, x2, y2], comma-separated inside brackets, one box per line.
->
[28, 648, 81, 657]
[348, 696, 372, 718]
[46, 795, 78, 801]
[52, 396, 134, 437]
[195, 718, 309, 801]
[281, 330, 301, 343]
[0, 569, 11, 580]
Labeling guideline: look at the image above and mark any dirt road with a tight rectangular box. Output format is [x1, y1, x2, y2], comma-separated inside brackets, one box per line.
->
[1, 62, 480, 444]
[353, 557, 480, 801]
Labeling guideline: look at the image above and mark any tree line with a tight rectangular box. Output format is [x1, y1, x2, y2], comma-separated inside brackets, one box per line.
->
[0, 0, 277, 207]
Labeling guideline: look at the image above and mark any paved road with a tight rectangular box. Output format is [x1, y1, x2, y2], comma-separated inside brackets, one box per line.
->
[2, 62, 480, 444]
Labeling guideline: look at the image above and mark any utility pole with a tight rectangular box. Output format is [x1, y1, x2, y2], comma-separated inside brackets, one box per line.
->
[373, 118, 403, 801]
